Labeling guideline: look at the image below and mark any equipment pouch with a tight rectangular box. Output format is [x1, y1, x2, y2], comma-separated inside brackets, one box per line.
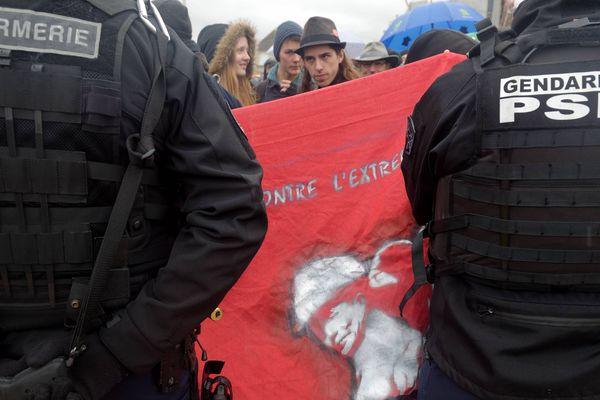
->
[460, 280, 600, 398]
[0, 358, 68, 400]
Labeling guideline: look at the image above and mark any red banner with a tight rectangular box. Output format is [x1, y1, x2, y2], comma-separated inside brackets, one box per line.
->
[200, 53, 465, 400]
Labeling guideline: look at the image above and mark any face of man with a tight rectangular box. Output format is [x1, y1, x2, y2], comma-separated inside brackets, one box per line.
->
[278, 38, 302, 80]
[302, 45, 344, 88]
[232, 36, 251, 77]
[356, 59, 390, 76]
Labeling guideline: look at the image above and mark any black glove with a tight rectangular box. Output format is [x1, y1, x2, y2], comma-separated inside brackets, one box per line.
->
[24, 330, 71, 369]
[0, 329, 69, 378]
[0, 357, 27, 377]
[23, 375, 79, 400]
[0, 330, 75, 400]
[69, 333, 129, 400]
[1, 330, 127, 400]
[0, 331, 26, 377]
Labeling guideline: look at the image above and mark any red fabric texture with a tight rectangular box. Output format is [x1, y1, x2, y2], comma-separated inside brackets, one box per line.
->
[199, 53, 465, 400]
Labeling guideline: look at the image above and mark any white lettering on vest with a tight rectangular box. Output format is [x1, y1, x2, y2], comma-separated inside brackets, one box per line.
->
[48, 24, 63, 42]
[501, 72, 600, 97]
[545, 94, 590, 121]
[0, 18, 8, 36]
[0, 7, 101, 59]
[499, 71, 600, 123]
[500, 97, 540, 123]
[33, 22, 47, 41]
[74, 28, 88, 47]
[13, 19, 30, 38]
[0, 19, 89, 46]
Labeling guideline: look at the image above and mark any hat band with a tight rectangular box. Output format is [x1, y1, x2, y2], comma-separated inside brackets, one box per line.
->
[300, 33, 341, 47]
[360, 51, 387, 59]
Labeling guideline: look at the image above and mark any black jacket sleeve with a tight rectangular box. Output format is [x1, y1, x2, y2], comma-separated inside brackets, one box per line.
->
[401, 60, 479, 225]
[99, 22, 268, 373]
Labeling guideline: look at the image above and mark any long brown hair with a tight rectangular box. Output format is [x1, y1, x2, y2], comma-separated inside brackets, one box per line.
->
[209, 20, 257, 106]
[218, 66, 256, 106]
[300, 46, 360, 93]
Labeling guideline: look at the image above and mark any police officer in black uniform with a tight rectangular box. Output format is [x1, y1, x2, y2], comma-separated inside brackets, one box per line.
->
[0, 1, 267, 399]
[401, 0, 600, 398]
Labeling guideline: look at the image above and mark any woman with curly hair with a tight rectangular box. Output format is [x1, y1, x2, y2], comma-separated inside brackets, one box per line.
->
[209, 20, 257, 106]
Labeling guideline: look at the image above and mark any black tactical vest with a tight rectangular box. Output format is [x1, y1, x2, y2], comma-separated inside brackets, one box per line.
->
[430, 58, 600, 287]
[0, 1, 176, 331]
[420, 22, 600, 399]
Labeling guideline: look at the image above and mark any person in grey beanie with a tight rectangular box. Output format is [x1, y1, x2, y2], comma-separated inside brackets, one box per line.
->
[256, 20, 304, 103]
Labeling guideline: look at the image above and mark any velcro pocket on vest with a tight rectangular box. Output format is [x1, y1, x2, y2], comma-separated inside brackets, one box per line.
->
[0, 69, 80, 113]
[0, 147, 87, 204]
[82, 80, 121, 134]
[0, 230, 93, 265]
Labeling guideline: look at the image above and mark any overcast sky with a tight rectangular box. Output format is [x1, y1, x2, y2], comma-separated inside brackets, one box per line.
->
[185, 0, 416, 44]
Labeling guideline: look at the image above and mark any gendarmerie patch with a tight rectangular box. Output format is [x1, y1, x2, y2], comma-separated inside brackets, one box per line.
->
[0, 7, 101, 59]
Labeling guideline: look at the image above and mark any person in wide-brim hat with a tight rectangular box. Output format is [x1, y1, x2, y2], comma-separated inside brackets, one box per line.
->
[353, 41, 400, 76]
[296, 16, 359, 92]
[295, 16, 346, 55]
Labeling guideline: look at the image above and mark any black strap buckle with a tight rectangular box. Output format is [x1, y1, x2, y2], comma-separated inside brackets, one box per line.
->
[475, 18, 499, 67]
[0, 48, 11, 67]
[126, 133, 155, 166]
[425, 262, 435, 284]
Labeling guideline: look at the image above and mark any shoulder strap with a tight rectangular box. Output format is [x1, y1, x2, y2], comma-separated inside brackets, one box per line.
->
[399, 226, 434, 316]
[86, 0, 171, 40]
[475, 18, 498, 68]
[67, 4, 170, 365]
[517, 24, 600, 55]
[471, 21, 522, 72]
[85, 0, 137, 16]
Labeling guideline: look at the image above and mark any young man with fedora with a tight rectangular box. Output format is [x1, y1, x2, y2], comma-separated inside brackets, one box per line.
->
[353, 41, 400, 76]
[295, 16, 360, 92]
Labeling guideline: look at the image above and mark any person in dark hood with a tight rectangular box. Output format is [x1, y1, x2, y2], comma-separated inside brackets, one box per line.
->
[403, 29, 477, 65]
[154, 0, 200, 54]
[262, 57, 276, 80]
[196, 22, 243, 109]
[197, 23, 229, 65]
[401, 0, 600, 398]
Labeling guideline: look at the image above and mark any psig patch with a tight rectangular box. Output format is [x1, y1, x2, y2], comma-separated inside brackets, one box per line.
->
[479, 61, 600, 131]
[0, 7, 101, 59]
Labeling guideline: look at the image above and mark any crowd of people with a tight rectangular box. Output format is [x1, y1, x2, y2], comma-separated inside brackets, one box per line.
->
[155, 0, 478, 108]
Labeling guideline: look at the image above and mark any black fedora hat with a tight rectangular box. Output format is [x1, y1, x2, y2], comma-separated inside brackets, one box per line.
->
[295, 16, 346, 56]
